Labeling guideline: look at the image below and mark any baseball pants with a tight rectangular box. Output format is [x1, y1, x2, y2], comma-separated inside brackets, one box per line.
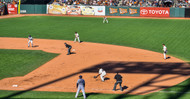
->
[100, 74, 105, 81]
[68, 47, 72, 55]
[74, 37, 80, 43]
[163, 51, 167, 59]
[75, 85, 86, 99]
[103, 19, 108, 23]
[113, 81, 123, 91]
[28, 40, 33, 47]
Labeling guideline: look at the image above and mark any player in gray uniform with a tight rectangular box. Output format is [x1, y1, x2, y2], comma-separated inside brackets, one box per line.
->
[103, 16, 108, 23]
[75, 75, 86, 99]
[28, 35, 33, 47]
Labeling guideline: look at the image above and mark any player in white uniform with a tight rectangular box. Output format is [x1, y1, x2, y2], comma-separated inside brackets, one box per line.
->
[99, 68, 106, 82]
[75, 75, 86, 99]
[163, 44, 167, 59]
[28, 35, 33, 47]
[74, 32, 80, 43]
[103, 16, 108, 23]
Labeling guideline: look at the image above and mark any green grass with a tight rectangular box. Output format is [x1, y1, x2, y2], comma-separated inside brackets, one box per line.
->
[0, 16, 190, 61]
[0, 16, 190, 98]
[1, 78, 190, 99]
[0, 49, 58, 80]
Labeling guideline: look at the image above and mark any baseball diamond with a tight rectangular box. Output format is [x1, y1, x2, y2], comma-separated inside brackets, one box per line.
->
[0, 14, 190, 99]
[0, 37, 189, 94]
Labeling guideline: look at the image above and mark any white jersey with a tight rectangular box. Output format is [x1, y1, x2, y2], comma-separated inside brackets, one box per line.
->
[99, 68, 103, 74]
[99, 68, 106, 76]
[75, 33, 79, 37]
[163, 46, 167, 52]
[28, 37, 33, 41]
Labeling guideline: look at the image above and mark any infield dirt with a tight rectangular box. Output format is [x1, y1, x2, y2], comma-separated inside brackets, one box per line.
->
[0, 37, 189, 95]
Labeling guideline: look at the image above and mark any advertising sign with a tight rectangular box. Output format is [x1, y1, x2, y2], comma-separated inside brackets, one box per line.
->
[109, 8, 118, 14]
[48, 3, 67, 14]
[47, 3, 105, 16]
[119, 8, 127, 14]
[93, 6, 105, 16]
[67, 6, 81, 15]
[140, 7, 170, 17]
[7, 4, 17, 14]
[81, 6, 95, 15]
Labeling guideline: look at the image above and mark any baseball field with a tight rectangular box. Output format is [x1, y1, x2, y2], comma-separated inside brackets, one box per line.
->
[0, 15, 190, 99]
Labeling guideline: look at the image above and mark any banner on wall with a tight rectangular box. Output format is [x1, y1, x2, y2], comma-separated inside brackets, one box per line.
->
[129, 8, 137, 15]
[48, 3, 67, 14]
[80, 6, 105, 15]
[93, 6, 105, 16]
[119, 8, 127, 14]
[67, 6, 81, 15]
[140, 7, 170, 17]
[109, 8, 118, 14]
[81, 6, 95, 15]
[7, 4, 17, 14]
[47, 3, 105, 16]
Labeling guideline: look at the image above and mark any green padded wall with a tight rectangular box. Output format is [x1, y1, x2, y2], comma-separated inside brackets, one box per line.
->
[20, 4, 47, 14]
[106, 6, 140, 16]
[170, 8, 185, 17]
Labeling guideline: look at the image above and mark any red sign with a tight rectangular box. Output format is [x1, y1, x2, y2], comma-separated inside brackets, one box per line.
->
[140, 7, 170, 17]
[7, 4, 17, 14]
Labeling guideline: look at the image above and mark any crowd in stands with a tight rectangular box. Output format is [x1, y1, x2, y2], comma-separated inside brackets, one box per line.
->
[0, 0, 189, 7]
[59, 0, 189, 7]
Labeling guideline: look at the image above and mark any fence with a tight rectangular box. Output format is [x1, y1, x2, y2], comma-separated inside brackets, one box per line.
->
[2, 4, 190, 18]
[20, 4, 46, 14]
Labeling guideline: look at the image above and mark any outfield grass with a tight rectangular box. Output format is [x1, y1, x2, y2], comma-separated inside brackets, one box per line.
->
[0, 16, 190, 61]
[0, 16, 190, 99]
[0, 49, 58, 80]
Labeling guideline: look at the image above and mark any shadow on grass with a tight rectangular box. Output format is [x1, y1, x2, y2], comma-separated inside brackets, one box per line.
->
[2, 61, 190, 99]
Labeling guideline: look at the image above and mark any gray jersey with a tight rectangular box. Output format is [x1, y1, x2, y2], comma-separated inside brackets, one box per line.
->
[28, 37, 33, 40]
[77, 78, 85, 86]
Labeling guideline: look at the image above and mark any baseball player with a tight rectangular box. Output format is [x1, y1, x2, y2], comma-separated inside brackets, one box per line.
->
[98, 68, 106, 82]
[103, 16, 108, 23]
[28, 35, 33, 47]
[75, 75, 86, 99]
[163, 44, 167, 59]
[74, 32, 80, 43]
[113, 72, 123, 91]
[64, 42, 72, 55]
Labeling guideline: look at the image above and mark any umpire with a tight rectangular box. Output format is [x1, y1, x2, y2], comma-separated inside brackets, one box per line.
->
[113, 72, 123, 91]
[64, 42, 72, 55]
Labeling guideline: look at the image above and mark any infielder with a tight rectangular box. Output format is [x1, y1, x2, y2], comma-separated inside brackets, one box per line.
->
[75, 75, 86, 99]
[103, 16, 108, 23]
[64, 42, 72, 55]
[28, 35, 33, 47]
[74, 32, 80, 43]
[98, 68, 106, 82]
[163, 44, 167, 59]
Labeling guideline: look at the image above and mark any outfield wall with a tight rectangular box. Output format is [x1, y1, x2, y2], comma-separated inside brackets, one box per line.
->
[20, 4, 46, 14]
[105, 6, 140, 16]
[5, 4, 190, 18]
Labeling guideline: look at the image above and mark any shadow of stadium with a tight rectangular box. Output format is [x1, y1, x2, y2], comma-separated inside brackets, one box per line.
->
[2, 61, 190, 98]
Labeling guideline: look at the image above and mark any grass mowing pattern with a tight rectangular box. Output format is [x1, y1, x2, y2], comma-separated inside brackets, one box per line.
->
[0, 90, 137, 99]
[0, 49, 58, 80]
[0, 16, 190, 99]
[0, 16, 190, 61]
